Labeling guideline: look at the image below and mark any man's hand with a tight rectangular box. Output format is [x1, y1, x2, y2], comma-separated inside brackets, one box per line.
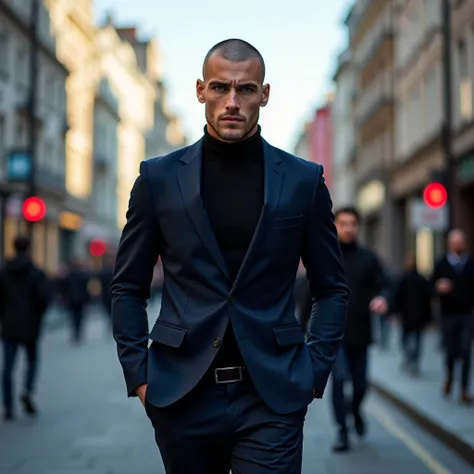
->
[136, 383, 148, 407]
[435, 278, 452, 294]
[369, 296, 388, 315]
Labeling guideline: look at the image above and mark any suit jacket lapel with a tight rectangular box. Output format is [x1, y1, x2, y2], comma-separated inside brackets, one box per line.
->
[231, 140, 284, 292]
[177, 140, 230, 282]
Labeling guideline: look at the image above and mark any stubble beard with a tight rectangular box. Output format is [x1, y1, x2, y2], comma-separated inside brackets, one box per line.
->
[206, 112, 259, 143]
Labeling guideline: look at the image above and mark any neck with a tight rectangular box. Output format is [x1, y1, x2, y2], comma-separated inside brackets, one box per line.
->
[203, 125, 262, 161]
[339, 240, 357, 251]
[206, 123, 259, 143]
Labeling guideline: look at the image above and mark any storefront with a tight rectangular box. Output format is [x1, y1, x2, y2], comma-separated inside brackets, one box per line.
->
[455, 151, 474, 251]
[1, 195, 83, 275]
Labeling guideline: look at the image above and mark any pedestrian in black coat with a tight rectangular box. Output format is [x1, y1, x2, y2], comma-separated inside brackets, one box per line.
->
[393, 253, 432, 375]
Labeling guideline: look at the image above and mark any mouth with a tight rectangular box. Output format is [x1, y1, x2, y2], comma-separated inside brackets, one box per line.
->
[221, 116, 244, 122]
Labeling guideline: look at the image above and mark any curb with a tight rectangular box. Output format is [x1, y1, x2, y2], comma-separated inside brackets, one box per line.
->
[371, 380, 474, 466]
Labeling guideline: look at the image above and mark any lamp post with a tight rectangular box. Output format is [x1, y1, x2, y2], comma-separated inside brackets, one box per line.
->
[26, 0, 39, 240]
[441, 0, 454, 232]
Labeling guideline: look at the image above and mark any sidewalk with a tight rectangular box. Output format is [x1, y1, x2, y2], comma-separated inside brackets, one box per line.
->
[370, 324, 474, 464]
[43, 303, 106, 331]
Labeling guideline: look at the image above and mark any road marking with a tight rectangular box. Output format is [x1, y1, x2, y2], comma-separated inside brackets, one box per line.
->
[369, 401, 452, 474]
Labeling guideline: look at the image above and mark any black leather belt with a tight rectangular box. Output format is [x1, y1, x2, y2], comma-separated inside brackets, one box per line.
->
[214, 366, 245, 384]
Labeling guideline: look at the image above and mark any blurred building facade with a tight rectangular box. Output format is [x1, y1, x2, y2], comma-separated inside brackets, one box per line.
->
[331, 0, 474, 270]
[91, 78, 119, 242]
[95, 23, 156, 231]
[452, 0, 474, 249]
[0, 0, 186, 271]
[331, 48, 356, 209]
[47, 0, 104, 266]
[293, 96, 334, 191]
[391, 0, 445, 275]
[346, 0, 397, 263]
[0, 0, 68, 273]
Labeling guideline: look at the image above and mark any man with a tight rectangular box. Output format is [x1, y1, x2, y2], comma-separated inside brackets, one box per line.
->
[112, 39, 349, 474]
[62, 258, 90, 344]
[330, 207, 390, 452]
[0, 236, 51, 420]
[431, 229, 473, 404]
[393, 253, 432, 376]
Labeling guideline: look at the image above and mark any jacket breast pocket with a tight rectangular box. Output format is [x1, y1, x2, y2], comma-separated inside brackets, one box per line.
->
[149, 320, 187, 348]
[272, 214, 304, 230]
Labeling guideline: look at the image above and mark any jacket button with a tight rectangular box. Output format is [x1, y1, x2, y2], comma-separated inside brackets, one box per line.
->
[213, 337, 221, 348]
[228, 295, 236, 305]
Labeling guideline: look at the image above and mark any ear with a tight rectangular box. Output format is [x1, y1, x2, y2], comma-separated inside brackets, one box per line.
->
[196, 79, 206, 104]
[260, 83, 270, 107]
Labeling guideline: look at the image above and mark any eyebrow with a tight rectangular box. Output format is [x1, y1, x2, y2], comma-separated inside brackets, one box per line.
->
[208, 80, 259, 88]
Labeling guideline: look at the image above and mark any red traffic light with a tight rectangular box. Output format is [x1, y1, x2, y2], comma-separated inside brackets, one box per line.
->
[423, 182, 447, 209]
[22, 196, 47, 222]
[89, 238, 107, 257]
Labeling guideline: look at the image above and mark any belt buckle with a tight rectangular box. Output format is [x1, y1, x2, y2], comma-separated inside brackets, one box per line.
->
[214, 366, 243, 384]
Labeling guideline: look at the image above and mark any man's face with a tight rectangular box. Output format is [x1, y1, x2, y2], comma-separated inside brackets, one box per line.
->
[448, 231, 466, 254]
[335, 212, 359, 244]
[196, 55, 270, 142]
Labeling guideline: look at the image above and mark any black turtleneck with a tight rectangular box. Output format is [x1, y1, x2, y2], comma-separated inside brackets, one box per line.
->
[201, 125, 264, 366]
[339, 240, 358, 254]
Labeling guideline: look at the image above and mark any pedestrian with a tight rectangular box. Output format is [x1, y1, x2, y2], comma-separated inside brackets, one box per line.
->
[393, 253, 432, 376]
[62, 258, 90, 344]
[98, 252, 115, 333]
[330, 207, 391, 453]
[431, 229, 474, 404]
[0, 236, 52, 421]
[112, 38, 349, 474]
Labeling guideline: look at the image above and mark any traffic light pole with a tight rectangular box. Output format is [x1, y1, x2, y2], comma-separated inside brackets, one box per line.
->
[441, 0, 454, 232]
[26, 0, 39, 241]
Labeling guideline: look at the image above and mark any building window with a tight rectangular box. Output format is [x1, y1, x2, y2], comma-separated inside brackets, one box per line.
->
[458, 39, 468, 79]
[0, 32, 9, 78]
[0, 115, 5, 168]
[16, 116, 23, 146]
[409, 86, 422, 145]
[15, 48, 26, 86]
[458, 38, 472, 121]
[425, 68, 439, 131]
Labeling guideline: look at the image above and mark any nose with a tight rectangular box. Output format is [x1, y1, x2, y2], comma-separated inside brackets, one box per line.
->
[225, 89, 240, 111]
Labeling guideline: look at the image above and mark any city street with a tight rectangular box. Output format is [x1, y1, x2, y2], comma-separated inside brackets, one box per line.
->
[0, 306, 472, 474]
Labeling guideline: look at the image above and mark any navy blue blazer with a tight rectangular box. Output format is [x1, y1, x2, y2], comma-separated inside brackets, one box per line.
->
[111, 137, 349, 415]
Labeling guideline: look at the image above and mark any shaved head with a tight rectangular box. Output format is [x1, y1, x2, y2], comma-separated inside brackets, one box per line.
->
[203, 38, 266, 83]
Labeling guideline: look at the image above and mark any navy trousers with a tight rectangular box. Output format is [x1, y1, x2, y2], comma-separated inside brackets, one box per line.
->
[145, 369, 307, 474]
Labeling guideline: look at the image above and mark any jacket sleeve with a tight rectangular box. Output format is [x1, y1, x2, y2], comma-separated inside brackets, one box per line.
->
[111, 161, 162, 397]
[301, 166, 350, 398]
[372, 255, 393, 303]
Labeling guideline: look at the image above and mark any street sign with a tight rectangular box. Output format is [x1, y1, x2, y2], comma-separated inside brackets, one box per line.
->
[5, 195, 23, 218]
[409, 199, 448, 231]
[6, 151, 32, 182]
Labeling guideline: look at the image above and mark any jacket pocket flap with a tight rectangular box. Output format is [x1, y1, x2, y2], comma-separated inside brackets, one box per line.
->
[273, 215, 304, 228]
[149, 321, 187, 348]
[273, 325, 305, 347]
